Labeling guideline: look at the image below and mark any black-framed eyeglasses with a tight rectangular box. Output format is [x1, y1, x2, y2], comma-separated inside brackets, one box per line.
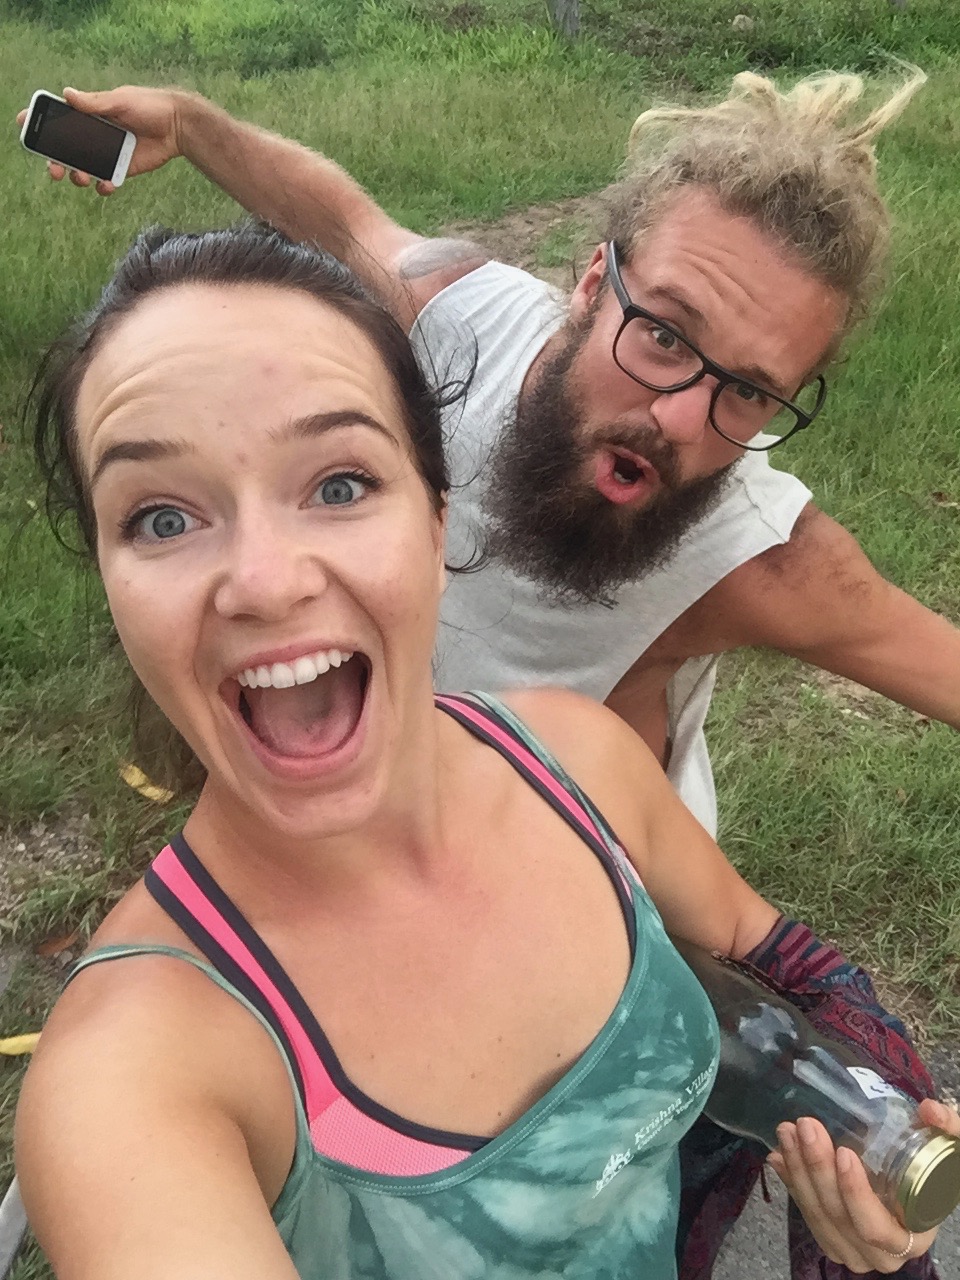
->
[606, 241, 827, 452]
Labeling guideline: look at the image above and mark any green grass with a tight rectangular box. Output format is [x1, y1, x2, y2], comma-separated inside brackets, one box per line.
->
[5, 0, 960, 83]
[1, 2, 959, 1271]
[711, 658, 960, 1023]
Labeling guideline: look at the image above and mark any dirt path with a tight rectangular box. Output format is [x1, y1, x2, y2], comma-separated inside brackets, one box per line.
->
[441, 187, 614, 289]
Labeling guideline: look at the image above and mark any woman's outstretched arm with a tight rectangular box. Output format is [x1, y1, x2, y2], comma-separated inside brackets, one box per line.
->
[16, 956, 301, 1280]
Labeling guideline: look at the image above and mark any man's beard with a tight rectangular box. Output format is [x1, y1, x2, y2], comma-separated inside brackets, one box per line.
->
[483, 313, 737, 607]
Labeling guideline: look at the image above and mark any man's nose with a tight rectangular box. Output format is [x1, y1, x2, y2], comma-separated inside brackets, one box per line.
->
[648, 379, 716, 445]
[213, 518, 327, 622]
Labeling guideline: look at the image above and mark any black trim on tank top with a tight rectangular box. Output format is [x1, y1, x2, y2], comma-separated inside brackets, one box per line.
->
[144, 865, 308, 1112]
[436, 694, 638, 958]
[443, 695, 634, 853]
[158, 834, 489, 1153]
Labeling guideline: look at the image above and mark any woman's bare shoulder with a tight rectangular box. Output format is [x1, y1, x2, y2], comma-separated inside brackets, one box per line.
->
[87, 874, 186, 948]
[491, 687, 665, 804]
[22, 872, 284, 1137]
[17, 913, 296, 1219]
[16, 946, 299, 1280]
[26, 929, 243, 1093]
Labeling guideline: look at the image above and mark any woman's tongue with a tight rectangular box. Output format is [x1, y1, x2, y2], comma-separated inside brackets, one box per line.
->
[243, 663, 363, 758]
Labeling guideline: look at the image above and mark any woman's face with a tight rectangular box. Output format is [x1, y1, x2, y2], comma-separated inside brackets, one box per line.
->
[76, 283, 446, 838]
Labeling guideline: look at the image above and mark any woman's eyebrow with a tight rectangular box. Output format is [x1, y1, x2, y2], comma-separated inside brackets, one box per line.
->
[90, 411, 399, 489]
[280, 411, 400, 448]
[91, 438, 194, 489]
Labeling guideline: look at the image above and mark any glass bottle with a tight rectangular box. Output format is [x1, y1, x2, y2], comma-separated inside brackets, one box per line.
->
[675, 940, 960, 1232]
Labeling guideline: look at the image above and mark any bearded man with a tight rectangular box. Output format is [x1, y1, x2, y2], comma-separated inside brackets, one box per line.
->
[19, 68, 958, 1279]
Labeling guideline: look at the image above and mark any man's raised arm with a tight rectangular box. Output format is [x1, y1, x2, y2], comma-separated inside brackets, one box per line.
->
[16, 86, 487, 326]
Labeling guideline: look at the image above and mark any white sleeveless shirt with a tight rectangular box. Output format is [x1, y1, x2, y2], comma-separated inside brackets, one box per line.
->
[411, 262, 812, 834]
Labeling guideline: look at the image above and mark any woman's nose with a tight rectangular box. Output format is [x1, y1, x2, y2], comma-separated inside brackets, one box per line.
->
[213, 519, 327, 622]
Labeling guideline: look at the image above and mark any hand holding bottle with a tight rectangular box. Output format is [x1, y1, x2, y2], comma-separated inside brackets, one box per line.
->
[768, 1099, 960, 1272]
[674, 940, 960, 1273]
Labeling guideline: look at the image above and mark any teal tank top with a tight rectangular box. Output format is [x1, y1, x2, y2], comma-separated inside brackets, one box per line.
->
[70, 693, 720, 1278]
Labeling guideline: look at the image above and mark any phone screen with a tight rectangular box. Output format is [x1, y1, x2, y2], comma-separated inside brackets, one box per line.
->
[30, 97, 125, 180]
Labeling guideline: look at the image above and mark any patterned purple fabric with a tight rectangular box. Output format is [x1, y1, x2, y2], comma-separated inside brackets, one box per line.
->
[676, 916, 940, 1280]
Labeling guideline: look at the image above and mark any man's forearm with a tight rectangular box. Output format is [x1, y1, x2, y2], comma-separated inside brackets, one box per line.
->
[729, 508, 960, 730]
[174, 93, 389, 266]
[795, 586, 960, 732]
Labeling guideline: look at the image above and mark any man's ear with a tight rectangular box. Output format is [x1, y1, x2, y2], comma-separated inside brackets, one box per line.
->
[569, 244, 607, 323]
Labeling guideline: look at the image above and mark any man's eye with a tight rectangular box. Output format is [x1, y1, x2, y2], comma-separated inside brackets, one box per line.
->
[312, 473, 371, 507]
[650, 326, 679, 352]
[128, 506, 197, 542]
[733, 383, 765, 405]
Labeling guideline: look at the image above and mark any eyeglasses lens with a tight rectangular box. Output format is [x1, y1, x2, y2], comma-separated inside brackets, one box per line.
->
[615, 316, 701, 387]
[615, 316, 820, 446]
[713, 377, 820, 443]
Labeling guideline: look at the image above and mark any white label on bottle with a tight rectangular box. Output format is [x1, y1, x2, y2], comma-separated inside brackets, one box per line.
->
[847, 1066, 902, 1101]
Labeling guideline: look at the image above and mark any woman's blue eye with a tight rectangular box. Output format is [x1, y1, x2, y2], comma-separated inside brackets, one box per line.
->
[135, 507, 196, 541]
[315, 475, 368, 506]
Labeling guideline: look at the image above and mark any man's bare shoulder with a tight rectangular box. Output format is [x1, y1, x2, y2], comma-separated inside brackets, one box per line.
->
[396, 236, 490, 283]
[391, 236, 491, 320]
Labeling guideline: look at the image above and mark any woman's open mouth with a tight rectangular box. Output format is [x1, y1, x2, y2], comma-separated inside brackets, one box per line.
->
[594, 447, 663, 506]
[224, 646, 371, 780]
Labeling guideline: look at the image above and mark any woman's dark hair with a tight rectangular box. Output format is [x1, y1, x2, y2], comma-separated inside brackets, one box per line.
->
[31, 223, 462, 796]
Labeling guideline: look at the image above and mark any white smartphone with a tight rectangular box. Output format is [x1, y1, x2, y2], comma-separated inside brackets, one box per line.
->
[20, 90, 136, 186]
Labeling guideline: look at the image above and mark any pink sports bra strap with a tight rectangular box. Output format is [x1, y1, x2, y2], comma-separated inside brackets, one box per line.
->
[146, 836, 479, 1175]
[435, 693, 641, 941]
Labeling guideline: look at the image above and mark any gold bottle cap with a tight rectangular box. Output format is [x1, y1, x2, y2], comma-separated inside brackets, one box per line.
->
[899, 1134, 960, 1232]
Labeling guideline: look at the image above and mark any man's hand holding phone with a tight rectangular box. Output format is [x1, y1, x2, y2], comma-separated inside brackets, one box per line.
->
[17, 81, 362, 265]
[17, 86, 184, 194]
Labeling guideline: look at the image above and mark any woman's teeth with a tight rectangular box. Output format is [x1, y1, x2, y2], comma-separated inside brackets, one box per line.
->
[237, 649, 353, 689]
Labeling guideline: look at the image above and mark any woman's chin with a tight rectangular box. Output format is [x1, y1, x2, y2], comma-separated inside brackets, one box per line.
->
[200, 768, 385, 847]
